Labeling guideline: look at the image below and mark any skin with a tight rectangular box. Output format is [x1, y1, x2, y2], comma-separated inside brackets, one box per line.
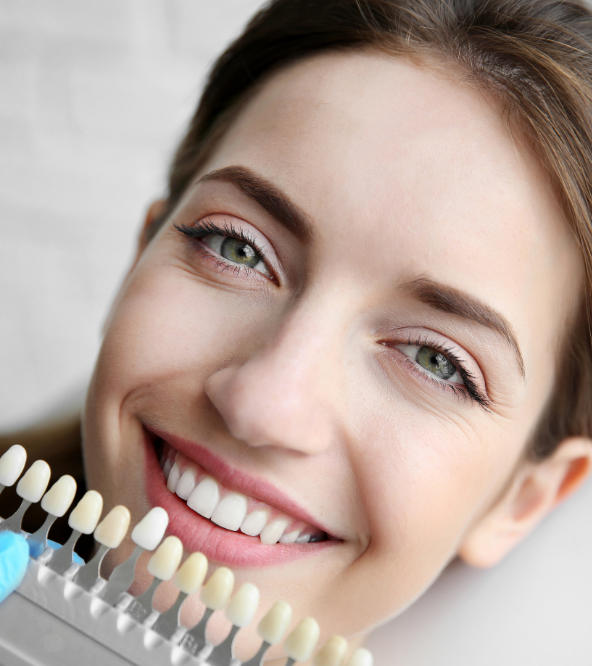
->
[83, 50, 591, 661]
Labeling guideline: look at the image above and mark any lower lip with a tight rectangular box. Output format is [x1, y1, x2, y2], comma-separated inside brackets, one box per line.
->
[143, 430, 336, 568]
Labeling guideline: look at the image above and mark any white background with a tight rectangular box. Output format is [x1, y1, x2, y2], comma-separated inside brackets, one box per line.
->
[0, 2, 590, 664]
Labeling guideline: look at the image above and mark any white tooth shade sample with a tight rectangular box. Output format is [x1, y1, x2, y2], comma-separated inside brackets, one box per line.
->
[258, 600, 293, 645]
[16, 459, 51, 502]
[176, 468, 196, 500]
[175, 552, 208, 594]
[346, 648, 374, 666]
[147, 535, 183, 580]
[0, 444, 27, 486]
[284, 617, 320, 662]
[187, 477, 219, 518]
[279, 530, 301, 544]
[69, 490, 103, 533]
[260, 517, 289, 545]
[131, 507, 169, 550]
[240, 509, 269, 536]
[314, 635, 348, 666]
[94, 505, 131, 548]
[211, 493, 247, 531]
[41, 475, 77, 517]
[226, 582, 260, 627]
[167, 463, 180, 492]
[200, 566, 234, 610]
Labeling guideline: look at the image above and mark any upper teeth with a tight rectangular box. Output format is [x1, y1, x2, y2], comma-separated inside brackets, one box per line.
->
[163, 456, 319, 545]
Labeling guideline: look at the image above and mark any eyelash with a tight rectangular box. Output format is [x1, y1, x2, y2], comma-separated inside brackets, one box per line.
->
[392, 334, 492, 411]
[174, 219, 275, 282]
[175, 220, 491, 411]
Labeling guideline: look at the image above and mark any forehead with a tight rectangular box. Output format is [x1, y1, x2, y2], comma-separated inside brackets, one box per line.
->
[200, 50, 582, 365]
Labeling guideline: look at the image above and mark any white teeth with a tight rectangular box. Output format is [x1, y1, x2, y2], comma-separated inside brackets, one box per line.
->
[187, 476, 219, 518]
[210, 493, 248, 531]
[240, 509, 269, 536]
[260, 517, 289, 545]
[162, 457, 173, 478]
[176, 468, 196, 500]
[167, 463, 180, 492]
[160, 453, 321, 545]
[279, 529, 301, 544]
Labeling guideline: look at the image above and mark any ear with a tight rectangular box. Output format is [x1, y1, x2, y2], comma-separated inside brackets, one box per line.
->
[134, 199, 168, 260]
[458, 436, 592, 568]
[99, 199, 168, 337]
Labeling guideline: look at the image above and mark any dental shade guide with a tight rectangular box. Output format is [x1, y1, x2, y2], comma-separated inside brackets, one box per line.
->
[0, 445, 375, 666]
[0, 445, 27, 497]
[27, 474, 77, 557]
[99, 505, 169, 606]
[0, 459, 50, 533]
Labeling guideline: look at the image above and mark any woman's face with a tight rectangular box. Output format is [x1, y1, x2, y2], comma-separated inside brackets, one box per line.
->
[83, 51, 582, 655]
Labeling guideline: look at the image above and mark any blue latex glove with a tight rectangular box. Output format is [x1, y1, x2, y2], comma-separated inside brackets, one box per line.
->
[0, 531, 29, 603]
[0, 531, 85, 603]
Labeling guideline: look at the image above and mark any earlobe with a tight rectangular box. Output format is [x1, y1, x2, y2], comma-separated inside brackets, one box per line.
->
[458, 436, 592, 568]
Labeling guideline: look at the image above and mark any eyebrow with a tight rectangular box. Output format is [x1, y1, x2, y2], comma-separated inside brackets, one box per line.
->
[402, 276, 526, 379]
[197, 165, 314, 243]
[196, 166, 525, 379]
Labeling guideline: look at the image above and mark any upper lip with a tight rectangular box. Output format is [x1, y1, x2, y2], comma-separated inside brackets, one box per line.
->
[144, 424, 339, 539]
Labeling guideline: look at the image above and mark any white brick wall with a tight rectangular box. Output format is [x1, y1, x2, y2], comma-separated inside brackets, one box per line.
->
[0, 0, 264, 428]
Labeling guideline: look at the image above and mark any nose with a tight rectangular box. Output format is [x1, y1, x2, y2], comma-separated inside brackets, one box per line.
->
[204, 301, 342, 455]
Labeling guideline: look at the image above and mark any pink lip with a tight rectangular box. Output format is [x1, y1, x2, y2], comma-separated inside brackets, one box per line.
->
[142, 427, 339, 568]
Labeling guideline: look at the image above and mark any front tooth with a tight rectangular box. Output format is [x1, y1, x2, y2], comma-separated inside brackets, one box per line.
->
[167, 463, 180, 492]
[176, 468, 196, 500]
[260, 517, 289, 545]
[279, 529, 301, 544]
[240, 509, 269, 536]
[187, 476, 220, 518]
[210, 492, 248, 531]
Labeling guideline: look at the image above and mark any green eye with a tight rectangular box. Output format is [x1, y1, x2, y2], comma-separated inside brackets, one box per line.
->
[220, 237, 261, 268]
[416, 346, 456, 380]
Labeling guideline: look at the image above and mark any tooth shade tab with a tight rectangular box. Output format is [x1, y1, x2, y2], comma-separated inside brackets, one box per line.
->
[314, 635, 348, 666]
[345, 648, 374, 666]
[226, 582, 260, 627]
[131, 506, 169, 550]
[284, 617, 320, 662]
[94, 505, 131, 548]
[200, 566, 234, 609]
[240, 509, 269, 537]
[176, 468, 196, 500]
[16, 460, 51, 503]
[260, 517, 289, 545]
[258, 600, 293, 645]
[41, 475, 77, 517]
[147, 535, 183, 580]
[211, 492, 247, 531]
[68, 490, 103, 534]
[0, 445, 27, 486]
[175, 551, 208, 594]
[187, 476, 219, 518]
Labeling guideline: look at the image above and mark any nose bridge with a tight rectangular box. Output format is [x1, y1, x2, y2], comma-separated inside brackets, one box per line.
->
[205, 286, 346, 452]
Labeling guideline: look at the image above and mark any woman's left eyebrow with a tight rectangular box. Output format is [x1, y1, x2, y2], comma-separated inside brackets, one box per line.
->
[195, 165, 314, 243]
[402, 275, 526, 380]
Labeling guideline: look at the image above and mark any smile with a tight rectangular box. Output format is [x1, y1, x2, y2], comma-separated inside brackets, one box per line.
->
[142, 425, 339, 567]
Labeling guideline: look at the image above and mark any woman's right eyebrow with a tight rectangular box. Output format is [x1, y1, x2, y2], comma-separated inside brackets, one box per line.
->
[195, 165, 314, 243]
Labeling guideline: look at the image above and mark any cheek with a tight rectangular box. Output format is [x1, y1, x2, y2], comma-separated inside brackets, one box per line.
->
[92, 267, 269, 397]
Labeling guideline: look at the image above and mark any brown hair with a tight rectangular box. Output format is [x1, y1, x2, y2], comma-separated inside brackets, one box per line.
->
[151, 0, 592, 460]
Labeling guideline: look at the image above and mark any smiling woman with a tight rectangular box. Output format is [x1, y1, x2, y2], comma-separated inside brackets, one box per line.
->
[3, 0, 592, 664]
